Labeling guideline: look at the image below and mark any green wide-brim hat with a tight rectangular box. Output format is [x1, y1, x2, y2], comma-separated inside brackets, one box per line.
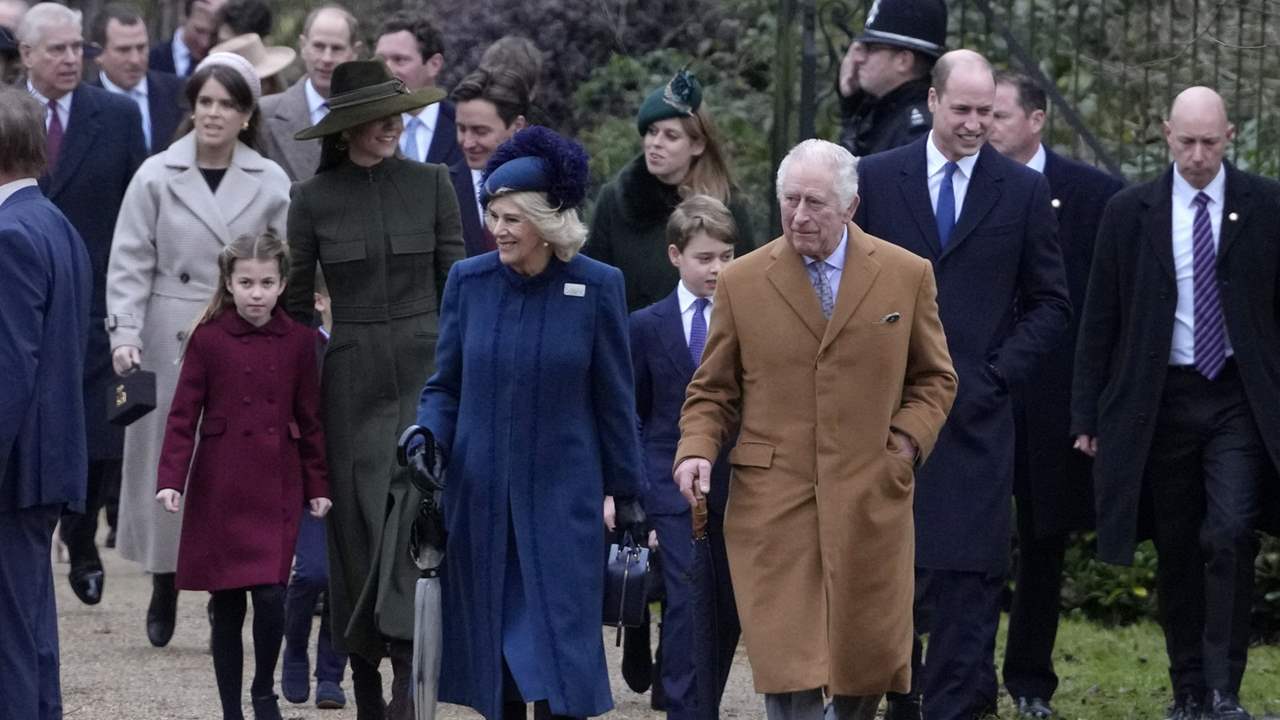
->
[295, 60, 445, 140]
[636, 69, 703, 134]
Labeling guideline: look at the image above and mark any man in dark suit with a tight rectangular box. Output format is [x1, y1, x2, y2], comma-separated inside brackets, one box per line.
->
[375, 10, 461, 167]
[147, 0, 217, 77]
[1072, 86, 1280, 720]
[855, 50, 1070, 720]
[257, 4, 361, 181]
[19, 1, 146, 606]
[450, 66, 528, 257]
[0, 86, 93, 720]
[986, 70, 1124, 720]
[631, 196, 741, 719]
[89, 3, 183, 155]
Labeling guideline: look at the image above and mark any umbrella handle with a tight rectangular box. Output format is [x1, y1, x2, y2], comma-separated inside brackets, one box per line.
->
[691, 488, 708, 539]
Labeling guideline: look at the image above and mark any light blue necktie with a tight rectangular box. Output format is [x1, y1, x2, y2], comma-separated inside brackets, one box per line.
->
[808, 262, 834, 319]
[936, 161, 958, 248]
[401, 115, 421, 161]
[689, 297, 709, 365]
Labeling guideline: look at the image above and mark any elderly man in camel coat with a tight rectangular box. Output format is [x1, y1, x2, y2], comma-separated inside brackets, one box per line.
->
[675, 139, 957, 720]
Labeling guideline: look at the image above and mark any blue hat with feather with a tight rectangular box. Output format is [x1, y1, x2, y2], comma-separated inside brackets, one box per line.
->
[481, 126, 590, 211]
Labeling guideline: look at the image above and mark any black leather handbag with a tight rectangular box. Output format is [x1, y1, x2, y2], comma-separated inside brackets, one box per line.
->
[603, 531, 650, 646]
[107, 369, 156, 426]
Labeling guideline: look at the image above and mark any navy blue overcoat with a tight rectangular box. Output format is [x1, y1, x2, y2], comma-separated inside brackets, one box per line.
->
[0, 185, 92, 512]
[855, 139, 1071, 575]
[417, 252, 644, 720]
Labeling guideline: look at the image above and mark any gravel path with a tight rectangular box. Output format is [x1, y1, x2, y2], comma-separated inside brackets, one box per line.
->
[55, 537, 766, 719]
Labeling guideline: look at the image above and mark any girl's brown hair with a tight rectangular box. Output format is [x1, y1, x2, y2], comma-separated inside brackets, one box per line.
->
[193, 232, 290, 329]
[676, 108, 734, 205]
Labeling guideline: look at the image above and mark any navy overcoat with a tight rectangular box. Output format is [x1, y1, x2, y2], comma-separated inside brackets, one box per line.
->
[0, 185, 92, 512]
[855, 138, 1071, 574]
[417, 252, 644, 720]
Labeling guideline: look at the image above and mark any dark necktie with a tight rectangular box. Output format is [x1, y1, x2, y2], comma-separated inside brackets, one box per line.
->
[1192, 191, 1226, 380]
[689, 297, 709, 365]
[46, 99, 64, 171]
[936, 161, 958, 248]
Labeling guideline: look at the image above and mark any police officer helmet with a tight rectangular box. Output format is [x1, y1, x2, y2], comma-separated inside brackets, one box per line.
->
[856, 0, 947, 58]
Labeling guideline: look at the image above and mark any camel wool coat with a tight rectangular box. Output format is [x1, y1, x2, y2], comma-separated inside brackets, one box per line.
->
[676, 225, 957, 696]
[106, 133, 291, 573]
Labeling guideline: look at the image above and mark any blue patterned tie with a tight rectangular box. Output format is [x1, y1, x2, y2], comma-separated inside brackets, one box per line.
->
[401, 115, 421, 161]
[689, 297, 709, 365]
[1192, 192, 1227, 380]
[807, 262, 834, 319]
[936, 161, 958, 248]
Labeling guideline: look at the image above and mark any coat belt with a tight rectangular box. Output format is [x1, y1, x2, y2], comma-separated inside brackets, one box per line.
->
[331, 296, 437, 323]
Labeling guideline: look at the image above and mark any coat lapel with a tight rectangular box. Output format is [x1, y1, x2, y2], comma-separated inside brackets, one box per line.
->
[654, 290, 696, 378]
[164, 134, 231, 243]
[819, 224, 881, 355]
[46, 85, 102, 199]
[896, 145, 941, 258]
[1142, 168, 1175, 280]
[765, 239, 828, 343]
[1217, 163, 1251, 262]
[942, 145, 1001, 259]
[217, 143, 265, 228]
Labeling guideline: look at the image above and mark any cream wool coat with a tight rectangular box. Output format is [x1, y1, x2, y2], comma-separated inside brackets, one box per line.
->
[106, 133, 291, 573]
[676, 225, 957, 696]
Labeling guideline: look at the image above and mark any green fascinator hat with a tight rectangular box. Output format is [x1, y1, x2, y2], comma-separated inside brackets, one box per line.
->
[636, 69, 703, 135]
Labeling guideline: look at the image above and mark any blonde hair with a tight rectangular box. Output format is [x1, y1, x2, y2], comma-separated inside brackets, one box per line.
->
[487, 190, 587, 262]
[677, 108, 733, 205]
[666, 194, 737, 251]
[184, 233, 290, 350]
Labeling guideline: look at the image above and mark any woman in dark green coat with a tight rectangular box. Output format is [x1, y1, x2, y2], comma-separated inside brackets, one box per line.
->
[584, 70, 755, 311]
[285, 61, 465, 720]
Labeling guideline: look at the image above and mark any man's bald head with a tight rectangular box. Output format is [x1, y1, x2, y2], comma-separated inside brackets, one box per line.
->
[1164, 85, 1233, 189]
[927, 49, 995, 160]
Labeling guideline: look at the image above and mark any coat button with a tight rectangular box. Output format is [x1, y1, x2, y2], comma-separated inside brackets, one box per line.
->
[267, 427, 276, 434]
[241, 337, 250, 344]
[1136, 413, 1147, 425]
[243, 396, 252, 405]
[243, 429, 252, 436]
[176, 330, 186, 341]
[179, 272, 190, 283]
[267, 398, 275, 405]
[1148, 352, 1157, 360]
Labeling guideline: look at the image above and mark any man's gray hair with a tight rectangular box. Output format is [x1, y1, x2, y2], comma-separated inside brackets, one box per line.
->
[17, 1, 80, 46]
[775, 139, 859, 208]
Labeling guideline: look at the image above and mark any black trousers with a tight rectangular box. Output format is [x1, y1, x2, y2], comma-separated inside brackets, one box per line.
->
[1144, 362, 1263, 698]
[58, 459, 121, 573]
[1001, 493, 1067, 701]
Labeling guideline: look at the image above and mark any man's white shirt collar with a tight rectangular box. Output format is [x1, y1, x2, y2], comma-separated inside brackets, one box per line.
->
[1172, 162, 1226, 210]
[304, 78, 327, 117]
[173, 27, 192, 75]
[405, 101, 439, 132]
[27, 81, 71, 127]
[677, 278, 713, 314]
[926, 130, 980, 179]
[100, 71, 148, 98]
[1026, 144, 1047, 174]
[803, 227, 849, 269]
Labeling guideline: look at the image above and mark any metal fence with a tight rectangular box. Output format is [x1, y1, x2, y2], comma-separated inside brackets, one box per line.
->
[809, 0, 1279, 180]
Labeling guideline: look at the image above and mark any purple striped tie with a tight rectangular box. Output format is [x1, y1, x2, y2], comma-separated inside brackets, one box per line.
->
[1192, 192, 1226, 380]
[689, 297, 709, 365]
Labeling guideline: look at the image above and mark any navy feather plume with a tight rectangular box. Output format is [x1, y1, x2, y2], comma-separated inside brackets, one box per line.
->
[481, 126, 590, 210]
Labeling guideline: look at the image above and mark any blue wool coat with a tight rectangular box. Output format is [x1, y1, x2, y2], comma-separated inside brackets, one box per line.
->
[417, 252, 644, 720]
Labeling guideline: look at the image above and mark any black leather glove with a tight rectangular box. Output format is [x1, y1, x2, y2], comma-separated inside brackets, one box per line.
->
[397, 425, 447, 494]
[614, 497, 647, 543]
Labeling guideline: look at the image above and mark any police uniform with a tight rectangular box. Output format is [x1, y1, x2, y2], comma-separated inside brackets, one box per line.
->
[836, 0, 946, 158]
[838, 77, 931, 157]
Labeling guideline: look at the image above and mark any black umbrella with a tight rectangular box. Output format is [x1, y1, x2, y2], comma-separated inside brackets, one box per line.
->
[689, 490, 723, 720]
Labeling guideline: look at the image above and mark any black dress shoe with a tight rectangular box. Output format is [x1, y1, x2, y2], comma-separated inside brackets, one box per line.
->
[146, 572, 178, 648]
[69, 567, 104, 605]
[1166, 694, 1204, 720]
[1015, 697, 1054, 718]
[1206, 690, 1252, 720]
[885, 695, 922, 720]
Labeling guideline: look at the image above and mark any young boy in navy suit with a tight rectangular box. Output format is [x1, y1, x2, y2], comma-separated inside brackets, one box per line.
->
[629, 195, 742, 719]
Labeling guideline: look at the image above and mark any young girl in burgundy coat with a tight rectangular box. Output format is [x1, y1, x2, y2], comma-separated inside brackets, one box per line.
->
[156, 233, 331, 720]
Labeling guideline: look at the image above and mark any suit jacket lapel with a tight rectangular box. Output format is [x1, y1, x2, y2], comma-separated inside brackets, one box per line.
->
[1142, 168, 1175, 280]
[766, 239, 828, 343]
[47, 85, 102, 199]
[1043, 149, 1075, 216]
[1218, 163, 1251, 262]
[942, 146, 1001, 258]
[819, 224, 881, 354]
[897, 145, 941, 257]
[654, 290, 696, 378]
[271, 81, 319, 180]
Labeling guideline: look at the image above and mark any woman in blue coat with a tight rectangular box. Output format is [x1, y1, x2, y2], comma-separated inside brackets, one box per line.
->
[416, 127, 646, 720]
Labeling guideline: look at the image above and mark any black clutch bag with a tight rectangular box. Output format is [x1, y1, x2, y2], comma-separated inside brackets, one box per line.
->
[603, 531, 650, 646]
[107, 369, 156, 426]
